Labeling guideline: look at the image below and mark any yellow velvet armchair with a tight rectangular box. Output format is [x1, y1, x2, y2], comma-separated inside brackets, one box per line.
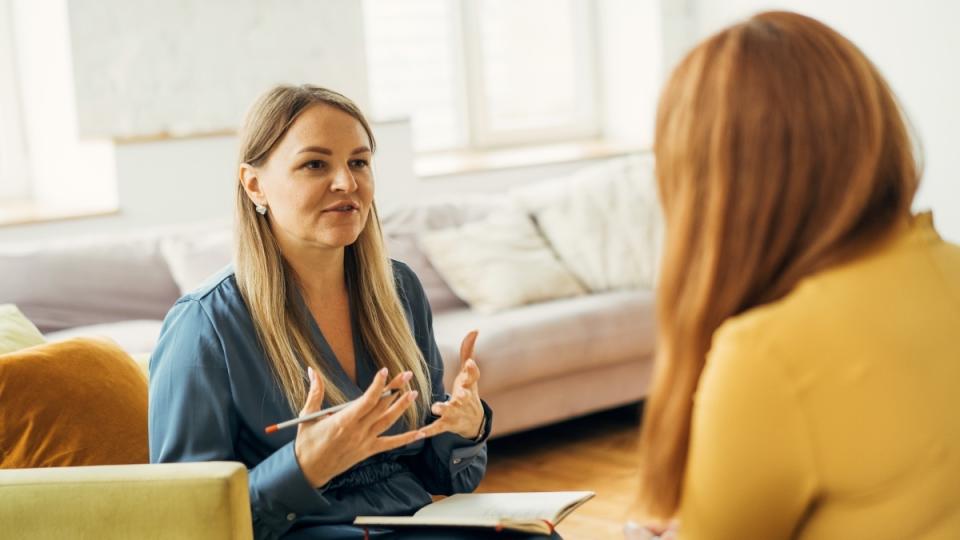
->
[0, 310, 254, 540]
[0, 461, 254, 539]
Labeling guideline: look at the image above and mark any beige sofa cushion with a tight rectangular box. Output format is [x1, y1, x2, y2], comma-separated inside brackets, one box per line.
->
[510, 155, 662, 292]
[420, 211, 587, 313]
[431, 289, 656, 394]
[381, 197, 500, 313]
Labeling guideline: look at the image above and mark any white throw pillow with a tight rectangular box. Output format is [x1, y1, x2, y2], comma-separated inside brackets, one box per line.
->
[160, 226, 233, 294]
[381, 197, 500, 314]
[510, 155, 662, 292]
[419, 211, 587, 313]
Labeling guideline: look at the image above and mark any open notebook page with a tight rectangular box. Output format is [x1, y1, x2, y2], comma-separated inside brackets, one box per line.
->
[413, 491, 594, 522]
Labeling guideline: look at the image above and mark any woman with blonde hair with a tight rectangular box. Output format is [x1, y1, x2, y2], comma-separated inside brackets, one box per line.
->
[149, 85, 506, 539]
[631, 11, 960, 539]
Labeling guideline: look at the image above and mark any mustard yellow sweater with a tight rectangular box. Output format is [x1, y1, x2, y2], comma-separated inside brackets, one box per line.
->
[679, 213, 960, 539]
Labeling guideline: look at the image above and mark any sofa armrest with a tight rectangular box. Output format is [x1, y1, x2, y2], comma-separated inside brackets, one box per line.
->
[0, 461, 253, 539]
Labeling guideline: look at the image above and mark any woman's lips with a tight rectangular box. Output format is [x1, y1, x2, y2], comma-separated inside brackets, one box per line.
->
[321, 206, 360, 217]
[322, 200, 360, 212]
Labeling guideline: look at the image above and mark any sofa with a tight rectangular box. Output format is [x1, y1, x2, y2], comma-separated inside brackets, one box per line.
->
[1, 156, 659, 438]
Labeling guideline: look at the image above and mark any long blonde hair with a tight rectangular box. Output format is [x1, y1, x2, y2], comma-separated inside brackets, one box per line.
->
[637, 11, 919, 518]
[234, 85, 432, 428]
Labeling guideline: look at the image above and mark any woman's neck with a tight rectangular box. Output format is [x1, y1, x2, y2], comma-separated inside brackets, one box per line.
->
[280, 238, 348, 301]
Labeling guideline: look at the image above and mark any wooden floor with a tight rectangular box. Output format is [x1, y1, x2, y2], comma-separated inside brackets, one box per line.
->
[477, 404, 645, 540]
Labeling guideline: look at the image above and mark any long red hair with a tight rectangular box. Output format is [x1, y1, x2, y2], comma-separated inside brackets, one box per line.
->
[637, 11, 919, 518]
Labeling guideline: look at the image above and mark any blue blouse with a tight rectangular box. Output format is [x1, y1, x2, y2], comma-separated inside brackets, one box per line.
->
[148, 259, 491, 540]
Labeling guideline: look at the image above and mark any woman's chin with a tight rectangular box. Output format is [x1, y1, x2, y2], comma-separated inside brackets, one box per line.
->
[313, 232, 362, 249]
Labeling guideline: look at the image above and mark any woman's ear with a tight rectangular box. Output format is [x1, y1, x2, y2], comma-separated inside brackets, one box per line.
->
[239, 163, 266, 206]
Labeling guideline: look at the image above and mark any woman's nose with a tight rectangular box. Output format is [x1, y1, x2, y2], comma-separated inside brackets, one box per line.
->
[330, 166, 358, 193]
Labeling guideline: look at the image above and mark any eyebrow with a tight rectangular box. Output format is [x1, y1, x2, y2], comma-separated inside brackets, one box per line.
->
[296, 146, 371, 155]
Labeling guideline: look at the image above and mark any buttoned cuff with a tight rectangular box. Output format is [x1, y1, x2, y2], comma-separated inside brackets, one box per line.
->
[427, 399, 493, 475]
[248, 441, 331, 535]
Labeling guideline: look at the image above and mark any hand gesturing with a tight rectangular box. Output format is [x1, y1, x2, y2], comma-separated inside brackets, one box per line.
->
[419, 330, 485, 440]
[294, 367, 423, 488]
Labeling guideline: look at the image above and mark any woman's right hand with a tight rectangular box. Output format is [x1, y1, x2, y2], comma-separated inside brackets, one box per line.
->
[294, 366, 425, 488]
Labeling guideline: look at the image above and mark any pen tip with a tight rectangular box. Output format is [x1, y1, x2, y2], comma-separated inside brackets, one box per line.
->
[265, 425, 278, 434]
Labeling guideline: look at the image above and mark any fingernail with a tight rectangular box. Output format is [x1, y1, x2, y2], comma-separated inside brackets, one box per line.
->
[402, 371, 413, 382]
[408, 390, 419, 399]
[307, 367, 314, 380]
[379, 367, 388, 377]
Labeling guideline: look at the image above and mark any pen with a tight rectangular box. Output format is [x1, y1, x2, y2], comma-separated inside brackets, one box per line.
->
[264, 389, 397, 434]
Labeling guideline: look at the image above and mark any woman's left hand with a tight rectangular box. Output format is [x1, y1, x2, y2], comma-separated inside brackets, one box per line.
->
[418, 330, 485, 440]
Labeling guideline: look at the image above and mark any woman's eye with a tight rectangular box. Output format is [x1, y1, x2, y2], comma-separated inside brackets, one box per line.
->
[304, 160, 325, 170]
[350, 159, 370, 169]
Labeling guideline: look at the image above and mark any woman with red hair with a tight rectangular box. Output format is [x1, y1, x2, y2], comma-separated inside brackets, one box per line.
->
[632, 11, 960, 539]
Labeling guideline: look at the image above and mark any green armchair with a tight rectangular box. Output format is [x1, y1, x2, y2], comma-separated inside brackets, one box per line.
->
[0, 461, 253, 539]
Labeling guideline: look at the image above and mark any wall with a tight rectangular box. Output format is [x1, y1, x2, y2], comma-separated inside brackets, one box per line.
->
[67, 0, 370, 138]
[596, 0, 699, 148]
[689, 0, 960, 241]
[597, 0, 662, 148]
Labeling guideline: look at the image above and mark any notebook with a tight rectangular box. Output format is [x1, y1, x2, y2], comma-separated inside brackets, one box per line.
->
[354, 491, 595, 535]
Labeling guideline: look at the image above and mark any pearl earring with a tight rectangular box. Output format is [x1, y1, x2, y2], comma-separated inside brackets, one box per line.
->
[255, 204, 268, 215]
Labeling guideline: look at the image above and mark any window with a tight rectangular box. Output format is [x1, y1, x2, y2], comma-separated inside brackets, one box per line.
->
[0, 0, 117, 222]
[364, 0, 600, 153]
[0, 0, 29, 203]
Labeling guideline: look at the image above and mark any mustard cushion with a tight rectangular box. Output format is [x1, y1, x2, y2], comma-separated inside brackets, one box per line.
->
[0, 337, 148, 468]
[0, 304, 45, 355]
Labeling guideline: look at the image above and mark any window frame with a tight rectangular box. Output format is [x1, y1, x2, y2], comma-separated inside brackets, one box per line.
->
[459, 0, 602, 150]
[364, 0, 603, 154]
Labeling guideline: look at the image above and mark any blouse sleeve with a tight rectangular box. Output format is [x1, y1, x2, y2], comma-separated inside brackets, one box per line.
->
[393, 261, 491, 495]
[148, 299, 331, 540]
[678, 322, 818, 539]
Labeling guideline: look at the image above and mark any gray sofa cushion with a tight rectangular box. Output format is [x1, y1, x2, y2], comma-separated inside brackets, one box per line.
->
[0, 234, 181, 333]
[431, 289, 656, 394]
